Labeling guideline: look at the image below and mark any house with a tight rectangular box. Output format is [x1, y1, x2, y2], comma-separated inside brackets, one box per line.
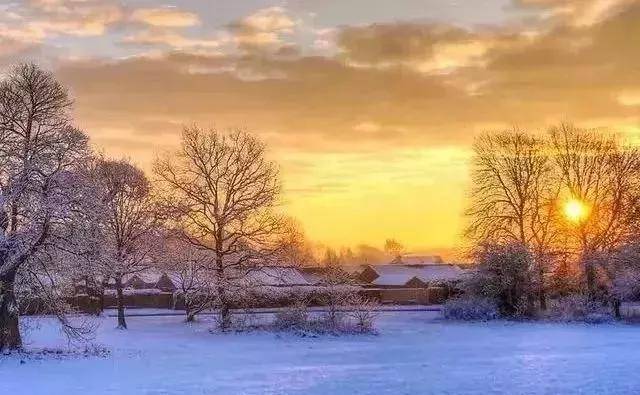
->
[358, 263, 464, 288]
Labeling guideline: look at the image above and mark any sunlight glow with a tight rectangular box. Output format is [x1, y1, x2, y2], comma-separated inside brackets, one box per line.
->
[564, 198, 589, 223]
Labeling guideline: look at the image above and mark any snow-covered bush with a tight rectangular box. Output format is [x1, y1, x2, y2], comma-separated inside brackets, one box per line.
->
[274, 301, 309, 331]
[463, 242, 537, 318]
[443, 296, 499, 321]
[545, 295, 606, 322]
[269, 273, 379, 335]
[307, 292, 379, 335]
[346, 295, 379, 333]
[612, 269, 640, 302]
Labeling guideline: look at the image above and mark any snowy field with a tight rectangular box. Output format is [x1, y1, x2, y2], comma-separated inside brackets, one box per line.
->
[3, 310, 640, 395]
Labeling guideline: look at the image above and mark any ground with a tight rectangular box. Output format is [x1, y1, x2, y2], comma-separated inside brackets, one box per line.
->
[2, 309, 640, 394]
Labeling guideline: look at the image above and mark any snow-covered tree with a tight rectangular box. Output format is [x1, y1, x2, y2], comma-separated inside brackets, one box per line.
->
[154, 126, 286, 330]
[92, 159, 162, 329]
[0, 63, 94, 350]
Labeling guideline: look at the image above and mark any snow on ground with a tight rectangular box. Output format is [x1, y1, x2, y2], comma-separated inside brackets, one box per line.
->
[2, 310, 640, 394]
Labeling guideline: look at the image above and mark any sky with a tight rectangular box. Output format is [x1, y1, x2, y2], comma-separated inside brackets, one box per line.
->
[1, 0, 639, 256]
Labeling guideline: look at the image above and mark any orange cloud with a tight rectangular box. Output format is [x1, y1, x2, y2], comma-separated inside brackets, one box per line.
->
[229, 6, 300, 52]
[123, 31, 224, 53]
[0, 0, 123, 44]
[130, 7, 201, 28]
[517, 0, 637, 26]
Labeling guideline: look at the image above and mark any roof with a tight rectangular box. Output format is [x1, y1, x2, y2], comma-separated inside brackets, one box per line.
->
[299, 271, 324, 285]
[394, 254, 444, 265]
[365, 264, 464, 286]
[104, 269, 177, 290]
[299, 265, 367, 284]
[244, 266, 311, 286]
[341, 264, 367, 275]
[134, 269, 167, 284]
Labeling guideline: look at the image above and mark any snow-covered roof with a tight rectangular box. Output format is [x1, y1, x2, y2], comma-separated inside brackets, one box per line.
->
[299, 271, 323, 285]
[395, 254, 444, 265]
[104, 269, 176, 290]
[134, 269, 167, 284]
[341, 264, 367, 275]
[106, 270, 164, 286]
[244, 267, 311, 286]
[367, 264, 464, 286]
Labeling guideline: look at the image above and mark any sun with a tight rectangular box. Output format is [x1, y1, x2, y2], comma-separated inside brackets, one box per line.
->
[564, 198, 588, 223]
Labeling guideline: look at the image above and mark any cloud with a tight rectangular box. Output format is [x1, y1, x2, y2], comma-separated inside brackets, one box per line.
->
[130, 7, 200, 28]
[123, 31, 224, 53]
[353, 122, 381, 133]
[241, 6, 297, 33]
[26, 0, 124, 36]
[336, 23, 493, 73]
[229, 6, 300, 52]
[0, 2, 204, 59]
[515, 0, 637, 26]
[617, 91, 640, 107]
[121, 5, 302, 57]
[0, 0, 124, 45]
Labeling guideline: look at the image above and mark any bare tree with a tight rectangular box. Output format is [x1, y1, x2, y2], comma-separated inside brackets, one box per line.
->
[154, 126, 285, 330]
[384, 238, 404, 260]
[92, 159, 161, 329]
[322, 247, 343, 267]
[276, 220, 316, 267]
[549, 124, 640, 298]
[466, 129, 559, 309]
[0, 64, 93, 350]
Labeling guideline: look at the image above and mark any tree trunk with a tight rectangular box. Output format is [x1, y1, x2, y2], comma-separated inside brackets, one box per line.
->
[0, 271, 22, 351]
[185, 303, 196, 323]
[115, 275, 127, 329]
[585, 260, 596, 301]
[217, 288, 231, 331]
[99, 280, 108, 315]
[538, 267, 547, 311]
[538, 289, 547, 311]
[613, 298, 622, 320]
[97, 288, 104, 316]
[582, 250, 598, 301]
[215, 254, 231, 331]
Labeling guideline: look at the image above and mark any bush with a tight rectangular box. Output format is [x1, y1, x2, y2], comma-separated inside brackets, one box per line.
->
[546, 295, 608, 322]
[274, 301, 309, 331]
[272, 292, 379, 335]
[464, 242, 537, 318]
[443, 296, 499, 321]
[346, 295, 379, 333]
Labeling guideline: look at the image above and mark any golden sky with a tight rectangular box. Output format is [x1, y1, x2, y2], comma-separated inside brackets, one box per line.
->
[1, 0, 639, 254]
